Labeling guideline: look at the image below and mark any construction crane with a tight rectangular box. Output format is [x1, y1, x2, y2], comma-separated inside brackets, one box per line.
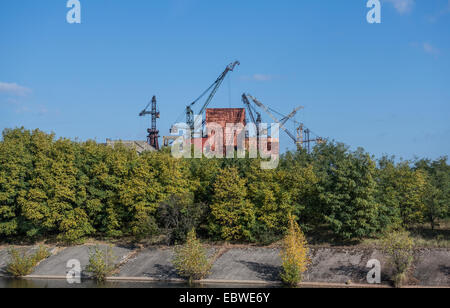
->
[247, 94, 303, 150]
[242, 93, 262, 146]
[297, 124, 325, 153]
[247, 94, 324, 152]
[139, 96, 160, 150]
[242, 94, 262, 127]
[184, 61, 240, 135]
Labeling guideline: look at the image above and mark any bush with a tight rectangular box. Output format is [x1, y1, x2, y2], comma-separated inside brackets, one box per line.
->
[157, 193, 207, 245]
[381, 230, 415, 287]
[172, 229, 211, 283]
[85, 245, 117, 283]
[7, 245, 50, 277]
[280, 216, 310, 287]
[31, 245, 51, 264]
[251, 223, 284, 246]
[131, 213, 159, 242]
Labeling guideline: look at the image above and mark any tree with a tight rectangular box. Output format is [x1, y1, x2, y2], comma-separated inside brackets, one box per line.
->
[209, 167, 255, 241]
[415, 157, 450, 229]
[247, 161, 293, 243]
[282, 163, 320, 232]
[73, 140, 110, 235]
[377, 158, 427, 228]
[280, 215, 310, 287]
[157, 193, 207, 244]
[375, 156, 403, 230]
[119, 155, 161, 240]
[188, 158, 221, 205]
[0, 128, 33, 237]
[17, 129, 57, 238]
[172, 229, 211, 283]
[313, 143, 380, 240]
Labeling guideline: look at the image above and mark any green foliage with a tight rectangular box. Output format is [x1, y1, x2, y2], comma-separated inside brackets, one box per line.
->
[0, 128, 449, 244]
[7, 245, 50, 277]
[312, 144, 380, 240]
[209, 167, 255, 241]
[247, 163, 292, 238]
[172, 229, 212, 283]
[376, 157, 427, 228]
[157, 193, 207, 244]
[7, 248, 35, 277]
[85, 245, 117, 283]
[280, 215, 310, 287]
[381, 230, 415, 287]
[0, 128, 33, 237]
[283, 164, 320, 231]
[415, 157, 450, 229]
[31, 245, 51, 264]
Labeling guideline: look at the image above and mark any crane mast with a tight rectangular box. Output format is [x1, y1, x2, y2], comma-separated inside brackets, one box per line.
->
[242, 93, 263, 146]
[139, 96, 160, 150]
[242, 94, 262, 127]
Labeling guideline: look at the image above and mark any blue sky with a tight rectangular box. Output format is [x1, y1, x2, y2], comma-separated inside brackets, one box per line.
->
[0, 0, 449, 160]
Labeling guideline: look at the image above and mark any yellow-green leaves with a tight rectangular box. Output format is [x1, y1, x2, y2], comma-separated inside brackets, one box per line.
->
[172, 229, 211, 283]
[381, 230, 415, 287]
[209, 167, 255, 241]
[280, 215, 310, 286]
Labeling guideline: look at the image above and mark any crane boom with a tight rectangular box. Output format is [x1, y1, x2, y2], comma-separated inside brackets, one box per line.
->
[280, 106, 303, 126]
[242, 94, 258, 125]
[247, 94, 299, 143]
[186, 61, 240, 132]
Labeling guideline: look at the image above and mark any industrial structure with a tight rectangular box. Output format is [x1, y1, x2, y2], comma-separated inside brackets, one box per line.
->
[139, 96, 160, 150]
[245, 94, 324, 152]
[136, 61, 326, 154]
[184, 61, 240, 136]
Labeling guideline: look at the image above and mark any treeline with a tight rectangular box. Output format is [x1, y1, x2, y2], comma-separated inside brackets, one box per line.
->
[0, 128, 448, 244]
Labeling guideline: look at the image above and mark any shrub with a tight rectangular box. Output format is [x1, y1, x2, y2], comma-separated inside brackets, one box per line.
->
[172, 229, 211, 283]
[7, 245, 50, 277]
[131, 213, 159, 242]
[251, 223, 284, 246]
[31, 245, 51, 264]
[280, 215, 310, 287]
[157, 193, 207, 245]
[85, 245, 117, 283]
[381, 230, 415, 287]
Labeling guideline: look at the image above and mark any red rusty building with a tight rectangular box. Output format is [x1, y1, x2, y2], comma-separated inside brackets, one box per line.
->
[197, 108, 279, 155]
[205, 108, 246, 151]
[206, 108, 246, 128]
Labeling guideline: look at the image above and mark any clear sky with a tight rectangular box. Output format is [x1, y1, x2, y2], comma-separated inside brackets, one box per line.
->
[1, 0, 449, 160]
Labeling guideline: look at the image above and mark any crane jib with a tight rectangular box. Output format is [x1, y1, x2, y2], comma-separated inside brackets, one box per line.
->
[185, 61, 240, 130]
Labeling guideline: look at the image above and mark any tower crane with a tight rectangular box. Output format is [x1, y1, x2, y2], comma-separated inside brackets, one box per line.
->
[139, 96, 160, 150]
[183, 61, 240, 135]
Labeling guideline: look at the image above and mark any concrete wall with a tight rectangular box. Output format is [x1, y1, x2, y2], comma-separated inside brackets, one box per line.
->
[0, 245, 448, 287]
